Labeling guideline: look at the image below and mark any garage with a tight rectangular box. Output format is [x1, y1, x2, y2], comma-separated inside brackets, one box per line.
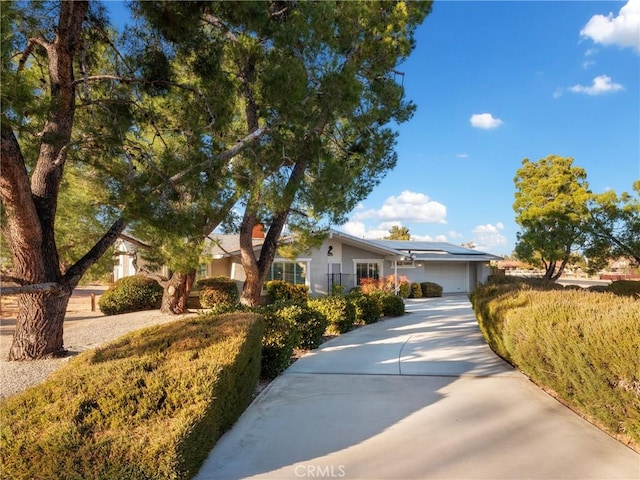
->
[422, 262, 469, 293]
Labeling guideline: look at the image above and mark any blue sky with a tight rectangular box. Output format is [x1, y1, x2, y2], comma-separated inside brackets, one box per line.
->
[105, 1, 639, 255]
[338, 0, 639, 255]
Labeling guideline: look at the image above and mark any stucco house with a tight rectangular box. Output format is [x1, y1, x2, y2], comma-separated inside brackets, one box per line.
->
[200, 229, 501, 296]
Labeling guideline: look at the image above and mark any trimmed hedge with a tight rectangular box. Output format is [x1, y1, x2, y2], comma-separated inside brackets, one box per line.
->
[606, 279, 640, 298]
[368, 291, 405, 317]
[398, 282, 410, 298]
[279, 303, 328, 350]
[470, 282, 640, 450]
[0, 313, 264, 480]
[420, 282, 443, 297]
[379, 293, 406, 317]
[254, 304, 300, 378]
[265, 280, 309, 304]
[98, 275, 163, 315]
[309, 296, 355, 335]
[409, 282, 422, 298]
[196, 276, 239, 309]
[348, 292, 382, 325]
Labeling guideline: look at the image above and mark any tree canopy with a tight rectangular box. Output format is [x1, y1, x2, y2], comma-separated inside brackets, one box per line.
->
[384, 225, 411, 240]
[583, 180, 640, 272]
[1, 0, 433, 357]
[513, 155, 591, 280]
[136, 1, 432, 305]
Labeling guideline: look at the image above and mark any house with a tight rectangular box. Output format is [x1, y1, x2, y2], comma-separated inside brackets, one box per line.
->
[200, 229, 502, 296]
[112, 239, 170, 282]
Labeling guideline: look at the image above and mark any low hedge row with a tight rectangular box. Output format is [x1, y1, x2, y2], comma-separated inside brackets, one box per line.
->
[470, 281, 639, 449]
[0, 313, 264, 480]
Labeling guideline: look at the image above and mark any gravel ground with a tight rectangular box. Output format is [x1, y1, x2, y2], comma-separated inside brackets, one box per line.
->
[0, 307, 197, 399]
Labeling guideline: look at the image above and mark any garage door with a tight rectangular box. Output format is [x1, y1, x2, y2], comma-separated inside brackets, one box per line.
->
[423, 262, 468, 293]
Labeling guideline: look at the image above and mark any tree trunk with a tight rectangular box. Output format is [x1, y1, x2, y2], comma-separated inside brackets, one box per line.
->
[9, 290, 71, 360]
[160, 271, 193, 314]
[240, 267, 265, 307]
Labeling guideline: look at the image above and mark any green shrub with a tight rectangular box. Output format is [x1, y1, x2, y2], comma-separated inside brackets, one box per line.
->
[409, 282, 422, 298]
[379, 293, 405, 317]
[348, 292, 382, 325]
[196, 276, 239, 309]
[606, 280, 640, 298]
[470, 283, 640, 449]
[309, 296, 355, 335]
[265, 280, 309, 304]
[98, 275, 163, 315]
[420, 282, 443, 297]
[254, 304, 299, 378]
[587, 284, 609, 293]
[278, 303, 328, 350]
[0, 313, 263, 480]
[398, 282, 410, 298]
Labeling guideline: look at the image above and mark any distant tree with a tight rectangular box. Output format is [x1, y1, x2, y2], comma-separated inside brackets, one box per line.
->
[582, 180, 640, 273]
[384, 226, 411, 240]
[513, 155, 591, 280]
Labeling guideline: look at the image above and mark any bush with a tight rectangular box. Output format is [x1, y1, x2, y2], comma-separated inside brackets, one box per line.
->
[265, 280, 309, 304]
[409, 282, 422, 298]
[470, 282, 640, 449]
[378, 293, 405, 317]
[0, 313, 263, 480]
[196, 276, 239, 309]
[98, 275, 163, 315]
[278, 303, 328, 350]
[398, 282, 410, 298]
[254, 304, 300, 378]
[348, 292, 382, 325]
[309, 296, 355, 335]
[587, 284, 609, 293]
[606, 280, 640, 298]
[420, 282, 443, 297]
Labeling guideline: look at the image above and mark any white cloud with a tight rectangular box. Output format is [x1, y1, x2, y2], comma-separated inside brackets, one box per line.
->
[353, 190, 447, 224]
[470, 113, 503, 130]
[580, 0, 640, 53]
[412, 233, 448, 242]
[472, 222, 507, 252]
[569, 75, 625, 95]
[456, 153, 469, 159]
[339, 221, 406, 240]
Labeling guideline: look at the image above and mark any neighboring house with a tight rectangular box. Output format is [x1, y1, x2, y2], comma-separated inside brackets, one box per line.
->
[112, 239, 170, 282]
[201, 229, 502, 296]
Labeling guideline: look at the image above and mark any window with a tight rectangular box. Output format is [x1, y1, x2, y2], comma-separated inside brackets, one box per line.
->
[356, 262, 379, 285]
[267, 261, 307, 285]
[197, 263, 207, 279]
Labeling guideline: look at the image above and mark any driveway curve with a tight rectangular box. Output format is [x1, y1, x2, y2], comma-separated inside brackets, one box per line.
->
[195, 295, 639, 480]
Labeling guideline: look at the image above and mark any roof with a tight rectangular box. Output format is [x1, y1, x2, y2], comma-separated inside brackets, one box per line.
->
[203, 235, 265, 258]
[202, 230, 502, 263]
[367, 238, 503, 262]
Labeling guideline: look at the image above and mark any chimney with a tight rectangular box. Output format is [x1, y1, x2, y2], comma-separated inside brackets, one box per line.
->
[252, 223, 265, 239]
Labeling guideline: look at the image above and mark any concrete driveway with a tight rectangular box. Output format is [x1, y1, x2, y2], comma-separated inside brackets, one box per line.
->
[195, 296, 639, 480]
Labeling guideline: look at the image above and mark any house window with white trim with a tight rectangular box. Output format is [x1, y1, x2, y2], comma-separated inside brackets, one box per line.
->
[355, 261, 380, 285]
[267, 261, 307, 285]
